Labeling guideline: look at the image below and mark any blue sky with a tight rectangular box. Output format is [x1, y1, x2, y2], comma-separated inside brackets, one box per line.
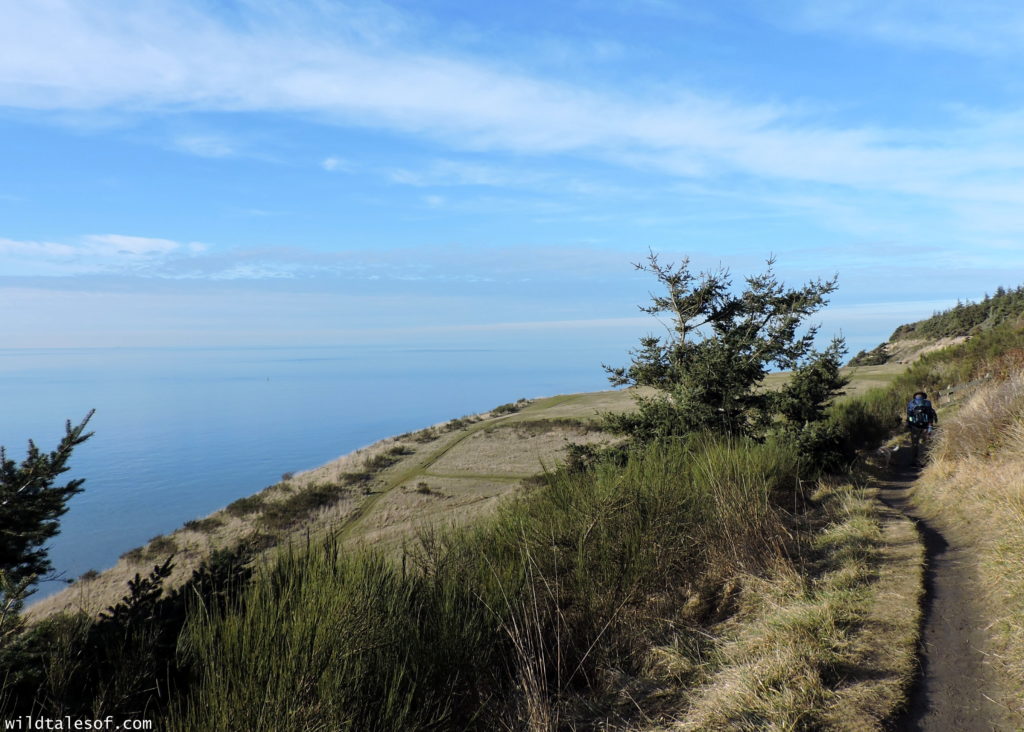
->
[3, 0, 1024, 356]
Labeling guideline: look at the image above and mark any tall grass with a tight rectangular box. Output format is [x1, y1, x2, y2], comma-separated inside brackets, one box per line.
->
[830, 319, 1024, 455]
[169, 436, 804, 730]
[910, 372, 1024, 712]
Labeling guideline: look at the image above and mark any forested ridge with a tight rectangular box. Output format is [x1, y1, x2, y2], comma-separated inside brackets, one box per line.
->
[849, 283, 1024, 366]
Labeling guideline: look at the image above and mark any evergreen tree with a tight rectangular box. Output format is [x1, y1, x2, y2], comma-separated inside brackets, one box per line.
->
[0, 412, 94, 621]
[605, 253, 841, 441]
[776, 338, 849, 428]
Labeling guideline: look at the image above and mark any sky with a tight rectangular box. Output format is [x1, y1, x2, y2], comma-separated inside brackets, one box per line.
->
[3, 0, 1024, 357]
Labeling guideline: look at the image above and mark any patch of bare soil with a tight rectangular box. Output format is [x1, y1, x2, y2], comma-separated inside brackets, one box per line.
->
[879, 451, 1023, 730]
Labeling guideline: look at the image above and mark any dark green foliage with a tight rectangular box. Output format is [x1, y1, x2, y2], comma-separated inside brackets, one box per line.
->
[826, 316, 1024, 460]
[442, 415, 480, 432]
[890, 284, 1024, 341]
[0, 412, 94, 597]
[145, 535, 178, 560]
[183, 517, 223, 533]
[491, 399, 530, 415]
[413, 428, 438, 443]
[340, 471, 373, 487]
[168, 438, 804, 730]
[512, 417, 598, 436]
[776, 338, 849, 427]
[257, 483, 351, 531]
[120, 546, 145, 564]
[364, 450, 403, 472]
[224, 493, 265, 517]
[849, 284, 1024, 365]
[605, 253, 841, 442]
[100, 557, 175, 626]
[243, 532, 280, 552]
[847, 342, 891, 366]
[0, 545, 255, 720]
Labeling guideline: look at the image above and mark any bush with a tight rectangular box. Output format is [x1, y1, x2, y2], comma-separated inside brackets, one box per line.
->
[225, 494, 265, 518]
[184, 517, 223, 534]
[120, 547, 145, 564]
[1, 546, 256, 720]
[146, 535, 178, 560]
[257, 484, 351, 531]
[491, 399, 530, 415]
[340, 471, 373, 487]
[168, 437, 804, 730]
[413, 429, 437, 443]
[79, 569, 100, 582]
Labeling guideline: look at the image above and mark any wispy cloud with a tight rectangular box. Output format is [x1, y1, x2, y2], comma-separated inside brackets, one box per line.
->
[5, 0, 1024, 209]
[778, 0, 1024, 55]
[321, 156, 352, 172]
[0, 234, 207, 276]
[172, 134, 237, 158]
[387, 159, 551, 189]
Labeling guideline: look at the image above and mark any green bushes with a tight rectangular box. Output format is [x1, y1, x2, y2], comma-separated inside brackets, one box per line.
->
[168, 437, 804, 730]
[491, 399, 531, 415]
[224, 494, 265, 518]
[183, 517, 222, 533]
[890, 284, 1024, 341]
[257, 483, 351, 531]
[363, 445, 412, 471]
[1, 546, 255, 721]
[145, 534, 178, 560]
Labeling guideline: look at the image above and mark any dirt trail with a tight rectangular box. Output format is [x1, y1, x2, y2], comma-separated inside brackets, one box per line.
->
[879, 454, 1020, 730]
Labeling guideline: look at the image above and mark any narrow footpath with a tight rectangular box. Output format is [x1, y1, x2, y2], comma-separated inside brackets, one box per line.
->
[878, 454, 1021, 730]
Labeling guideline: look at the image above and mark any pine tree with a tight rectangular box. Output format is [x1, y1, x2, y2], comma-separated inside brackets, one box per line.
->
[605, 253, 842, 441]
[0, 412, 94, 623]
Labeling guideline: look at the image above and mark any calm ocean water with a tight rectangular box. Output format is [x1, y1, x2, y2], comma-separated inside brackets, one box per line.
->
[0, 343, 620, 602]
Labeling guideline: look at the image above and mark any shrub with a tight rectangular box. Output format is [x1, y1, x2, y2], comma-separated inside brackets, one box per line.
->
[184, 517, 223, 534]
[79, 569, 100, 582]
[146, 535, 178, 559]
[120, 547, 145, 564]
[491, 399, 530, 415]
[364, 453, 399, 471]
[413, 428, 437, 443]
[341, 471, 373, 487]
[168, 437, 804, 730]
[258, 484, 352, 531]
[225, 494, 265, 518]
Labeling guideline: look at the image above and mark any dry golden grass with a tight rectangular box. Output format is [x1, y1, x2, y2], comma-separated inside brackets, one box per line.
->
[28, 394, 629, 620]
[912, 374, 1024, 712]
[642, 482, 921, 731]
[28, 367, 904, 621]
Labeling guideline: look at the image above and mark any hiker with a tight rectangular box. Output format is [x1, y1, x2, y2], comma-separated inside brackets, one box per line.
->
[906, 391, 937, 464]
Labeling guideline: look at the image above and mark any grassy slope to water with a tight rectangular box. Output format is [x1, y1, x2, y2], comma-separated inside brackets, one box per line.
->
[35, 366, 904, 621]
[171, 438, 910, 730]
[16, 363, 925, 728]
[30, 391, 634, 619]
[163, 366, 923, 730]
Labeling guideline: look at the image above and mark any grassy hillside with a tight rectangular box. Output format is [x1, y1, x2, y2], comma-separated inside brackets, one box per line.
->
[29, 390, 635, 619]
[899, 332, 1024, 714]
[849, 283, 1024, 366]
[10, 285, 1024, 728]
[7, 359, 926, 728]
[33, 367, 901, 621]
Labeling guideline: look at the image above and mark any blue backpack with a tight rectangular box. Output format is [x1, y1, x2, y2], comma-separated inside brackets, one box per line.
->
[908, 400, 931, 427]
